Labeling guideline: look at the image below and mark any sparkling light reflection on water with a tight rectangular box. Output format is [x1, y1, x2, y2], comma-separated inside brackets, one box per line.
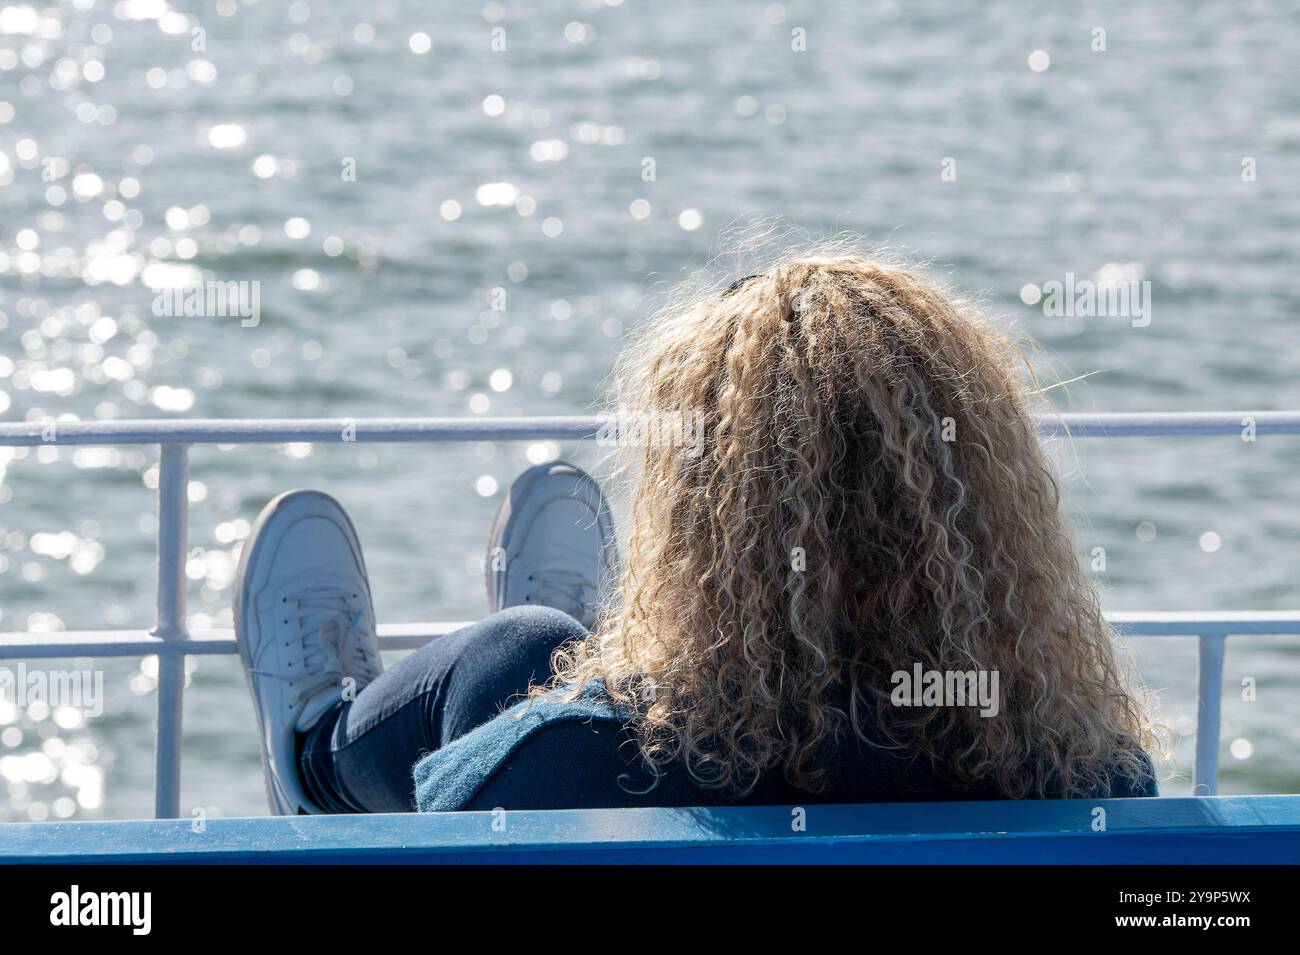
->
[2, 1, 1299, 819]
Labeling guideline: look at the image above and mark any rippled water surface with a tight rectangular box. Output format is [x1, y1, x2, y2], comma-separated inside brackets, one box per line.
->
[1, 1, 1299, 820]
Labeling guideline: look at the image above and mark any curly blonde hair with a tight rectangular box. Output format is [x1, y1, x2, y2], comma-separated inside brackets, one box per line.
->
[544, 249, 1159, 800]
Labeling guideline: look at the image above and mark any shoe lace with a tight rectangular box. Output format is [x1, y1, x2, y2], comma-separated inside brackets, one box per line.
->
[525, 568, 597, 618]
[253, 588, 381, 705]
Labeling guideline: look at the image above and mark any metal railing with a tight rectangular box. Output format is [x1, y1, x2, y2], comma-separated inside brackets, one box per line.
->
[1, 410, 1298, 817]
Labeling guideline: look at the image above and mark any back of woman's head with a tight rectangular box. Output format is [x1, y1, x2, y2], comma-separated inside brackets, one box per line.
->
[550, 249, 1158, 799]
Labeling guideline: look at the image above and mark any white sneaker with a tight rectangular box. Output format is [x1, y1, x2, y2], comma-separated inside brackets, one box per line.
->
[233, 489, 383, 815]
[486, 462, 618, 631]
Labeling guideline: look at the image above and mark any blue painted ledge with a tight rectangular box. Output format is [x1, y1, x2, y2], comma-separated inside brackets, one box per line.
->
[2, 796, 1297, 864]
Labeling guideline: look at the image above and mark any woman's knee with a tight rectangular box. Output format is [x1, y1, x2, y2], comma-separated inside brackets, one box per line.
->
[437, 605, 586, 742]
[479, 604, 588, 652]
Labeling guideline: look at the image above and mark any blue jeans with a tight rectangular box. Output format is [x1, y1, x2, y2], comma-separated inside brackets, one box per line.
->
[298, 605, 587, 812]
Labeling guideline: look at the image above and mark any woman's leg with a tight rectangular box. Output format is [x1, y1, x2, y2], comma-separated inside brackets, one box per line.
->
[233, 463, 615, 815]
[299, 460, 616, 812]
[297, 605, 585, 812]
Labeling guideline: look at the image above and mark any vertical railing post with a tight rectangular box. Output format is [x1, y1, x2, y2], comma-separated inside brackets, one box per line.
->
[1193, 634, 1227, 796]
[151, 443, 190, 819]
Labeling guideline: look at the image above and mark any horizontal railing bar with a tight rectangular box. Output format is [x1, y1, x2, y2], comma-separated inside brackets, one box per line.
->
[5, 795, 1300, 863]
[1, 612, 1297, 660]
[1037, 411, 1300, 438]
[1106, 610, 1300, 636]
[0, 623, 477, 660]
[0, 411, 1298, 447]
[0, 417, 601, 446]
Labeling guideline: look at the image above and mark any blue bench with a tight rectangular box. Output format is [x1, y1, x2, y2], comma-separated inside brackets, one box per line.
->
[2, 795, 1298, 864]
